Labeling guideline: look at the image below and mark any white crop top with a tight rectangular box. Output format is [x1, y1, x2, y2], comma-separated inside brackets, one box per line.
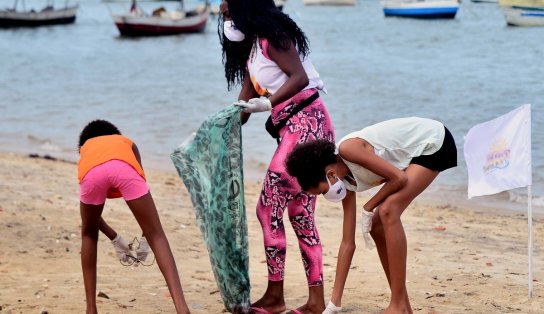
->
[337, 117, 445, 192]
[247, 38, 325, 96]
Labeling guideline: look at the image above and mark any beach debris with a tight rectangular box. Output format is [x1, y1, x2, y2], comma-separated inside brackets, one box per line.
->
[191, 303, 203, 309]
[433, 226, 446, 231]
[210, 290, 219, 295]
[129, 298, 136, 302]
[486, 262, 493, 267]
[425, 292, 446, 299]
[97, 291, 110, 299]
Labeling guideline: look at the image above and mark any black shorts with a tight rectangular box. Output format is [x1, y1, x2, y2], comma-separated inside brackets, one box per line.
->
[410, 126, 457, 172]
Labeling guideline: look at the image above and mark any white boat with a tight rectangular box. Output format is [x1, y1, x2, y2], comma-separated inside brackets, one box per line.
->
[381, 0, 459, 18]
[0, 0, 78, 27]
[499, 0, 544, 26]
[111, 0, 210, 36]
[198, 0, 286, 16]
[303, 0, 356, 6]
[501, 5, 544, 25]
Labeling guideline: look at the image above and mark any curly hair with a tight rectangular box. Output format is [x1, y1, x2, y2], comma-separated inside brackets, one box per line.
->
[78, 119, 121, 151]
[218, 0, 310, 90]
[285, 139, 337, 191]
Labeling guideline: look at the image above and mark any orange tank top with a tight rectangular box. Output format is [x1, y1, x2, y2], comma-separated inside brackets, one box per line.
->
[78, 135, 146, 183]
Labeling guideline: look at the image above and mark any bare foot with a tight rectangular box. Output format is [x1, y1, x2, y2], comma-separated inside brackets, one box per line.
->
[250, 296, 286, 314]
[382, 305, 411, 314]
[286, 302, 325, 314]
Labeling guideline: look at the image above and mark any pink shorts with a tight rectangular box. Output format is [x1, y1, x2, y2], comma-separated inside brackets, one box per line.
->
[79, 160, 149, 205]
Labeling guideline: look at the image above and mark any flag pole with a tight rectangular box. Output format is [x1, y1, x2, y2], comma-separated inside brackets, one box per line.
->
[528, 184, 533, 298]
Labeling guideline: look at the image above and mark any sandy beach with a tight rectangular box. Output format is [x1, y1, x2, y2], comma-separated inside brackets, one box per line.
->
[1, 152, 543, 313]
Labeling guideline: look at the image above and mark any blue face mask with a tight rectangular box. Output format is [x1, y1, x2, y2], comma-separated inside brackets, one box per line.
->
[323, 176, 347, 203]
[223, 20, 245, 42]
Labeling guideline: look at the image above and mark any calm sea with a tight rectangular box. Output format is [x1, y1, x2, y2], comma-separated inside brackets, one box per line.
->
[1, 0, 543, 211]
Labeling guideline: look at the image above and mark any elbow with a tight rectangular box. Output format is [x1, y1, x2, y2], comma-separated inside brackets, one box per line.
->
[296, 73, 309, 91]
[394, 173, 408, 191]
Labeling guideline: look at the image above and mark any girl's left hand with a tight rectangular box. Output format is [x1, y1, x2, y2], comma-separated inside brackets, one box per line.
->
[234, 97, 272, 113]
[361, 210, 375, 250]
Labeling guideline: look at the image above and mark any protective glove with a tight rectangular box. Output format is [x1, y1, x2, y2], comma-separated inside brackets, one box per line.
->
[322, 301, 342, 314]
[234, 97, 272, 113]
[136, 236, 150, 262]
[111, 234, 131, 262]
[361, 209, 375, 250]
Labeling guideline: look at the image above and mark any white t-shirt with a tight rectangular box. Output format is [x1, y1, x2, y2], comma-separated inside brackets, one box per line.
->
[337, 117, 445, 192]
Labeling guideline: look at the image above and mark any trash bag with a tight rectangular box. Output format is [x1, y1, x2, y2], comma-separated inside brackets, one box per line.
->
[171, 105, 250, 313]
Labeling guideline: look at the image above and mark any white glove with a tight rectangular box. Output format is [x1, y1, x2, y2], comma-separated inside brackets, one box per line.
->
[361, 210, 375, 250]
[111, 234, 131, 262]
[136, 236, 150, 262]
[361, 209, 374, 233]
[234, 97, 272, 113]
[322, 301, 342, 314]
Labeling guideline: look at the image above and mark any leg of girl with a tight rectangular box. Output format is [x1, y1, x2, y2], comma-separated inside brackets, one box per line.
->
[287, 191, 325, 314]
[252, 94, 334, 314]
[80, 202, 105, 314]
[126, 193, 190, 314]
[370, 164, 439, 314]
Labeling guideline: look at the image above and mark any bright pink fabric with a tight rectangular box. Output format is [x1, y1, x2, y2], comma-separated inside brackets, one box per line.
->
[256, 88, 335, 286]
[79, 160, 149, 205]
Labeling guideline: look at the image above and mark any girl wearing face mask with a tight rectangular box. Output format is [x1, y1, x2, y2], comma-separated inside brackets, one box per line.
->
[285, 117, 457, 314]
[219, 1, 334, 314]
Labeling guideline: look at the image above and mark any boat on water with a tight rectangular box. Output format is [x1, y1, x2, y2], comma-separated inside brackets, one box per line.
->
[381, 0, 459, 19]
[0, 0, 78, 27]
[499, 0, 544, 26]
[303, 0, 356, 5]
[199, 0, 286, 15]
[111, 0, 210, 36]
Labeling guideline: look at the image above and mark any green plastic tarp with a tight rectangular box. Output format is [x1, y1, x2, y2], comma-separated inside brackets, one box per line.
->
[170, 105, 250, 313]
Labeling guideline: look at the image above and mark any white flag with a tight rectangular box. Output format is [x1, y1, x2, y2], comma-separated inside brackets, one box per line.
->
[464, 104, 532, 198]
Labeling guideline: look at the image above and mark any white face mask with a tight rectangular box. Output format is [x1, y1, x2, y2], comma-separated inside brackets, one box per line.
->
[223, 20, 245, 42]
[323, 176, 347, 203]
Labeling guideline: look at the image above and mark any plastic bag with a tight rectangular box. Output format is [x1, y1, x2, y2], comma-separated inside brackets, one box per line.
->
[171, 105, 250, 313]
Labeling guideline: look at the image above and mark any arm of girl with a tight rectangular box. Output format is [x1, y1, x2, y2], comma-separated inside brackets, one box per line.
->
[266, 40, 309, 107]
[330, 189, 357, 308]
[338, 138, 407, 212]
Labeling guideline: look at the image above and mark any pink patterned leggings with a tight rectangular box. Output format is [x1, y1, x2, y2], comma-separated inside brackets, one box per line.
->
[256, 89, 335, 286]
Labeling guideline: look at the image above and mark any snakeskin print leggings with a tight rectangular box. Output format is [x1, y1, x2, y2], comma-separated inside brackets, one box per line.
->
[256, 88, 335, 286]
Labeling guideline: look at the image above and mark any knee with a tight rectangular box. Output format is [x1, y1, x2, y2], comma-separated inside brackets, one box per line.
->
[377, 202, 402, 226]
[81, 226, 99, 240]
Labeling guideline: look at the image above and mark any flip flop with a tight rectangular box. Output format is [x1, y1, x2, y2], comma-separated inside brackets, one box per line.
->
[250, 307, 274, 314]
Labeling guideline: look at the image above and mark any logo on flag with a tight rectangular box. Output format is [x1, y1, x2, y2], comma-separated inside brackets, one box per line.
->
[483, 139, 510, 173]
[464, 104, 532, 198]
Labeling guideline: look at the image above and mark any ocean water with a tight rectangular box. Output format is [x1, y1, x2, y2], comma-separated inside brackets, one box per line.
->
[1, 0, 543, 211]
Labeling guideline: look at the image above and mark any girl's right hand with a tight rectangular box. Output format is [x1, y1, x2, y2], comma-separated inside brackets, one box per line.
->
[111, 234, 131, 262]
